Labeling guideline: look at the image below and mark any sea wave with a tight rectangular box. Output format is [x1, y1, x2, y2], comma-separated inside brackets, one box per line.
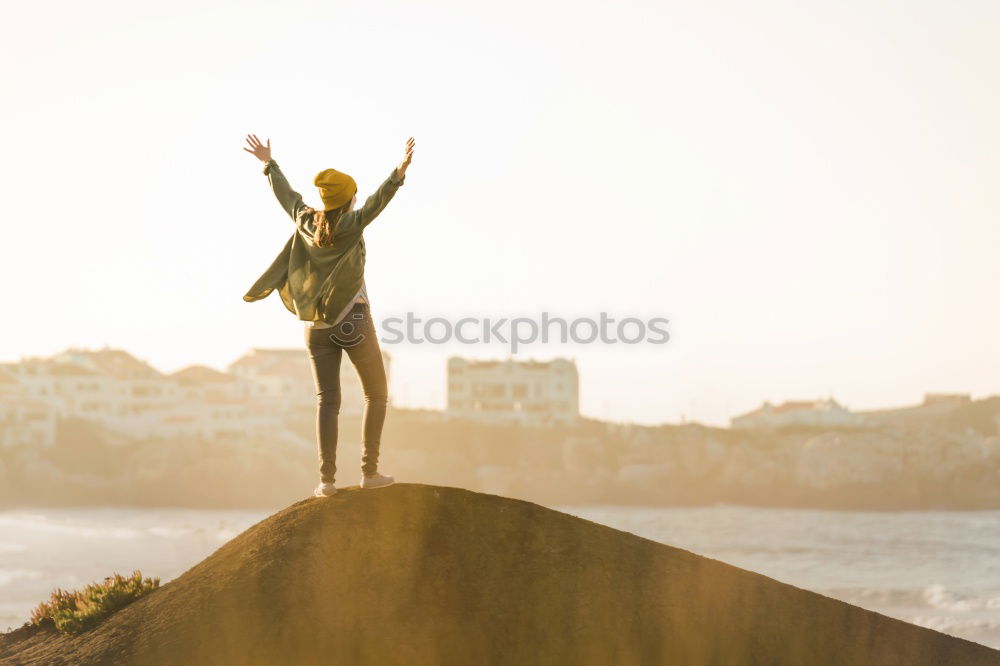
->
[821, 584, 1000, 613]
[909, 615, 1000, 635]
[0, 515, 141, 540]
[922, 584, 981, 612]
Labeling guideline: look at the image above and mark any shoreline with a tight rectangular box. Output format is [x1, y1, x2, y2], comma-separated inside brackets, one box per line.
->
[4, 498, 1000, 512]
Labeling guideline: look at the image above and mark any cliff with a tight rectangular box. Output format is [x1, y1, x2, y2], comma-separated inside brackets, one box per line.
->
[2, 484, 998, 665]
[5, 400, 1000, 509]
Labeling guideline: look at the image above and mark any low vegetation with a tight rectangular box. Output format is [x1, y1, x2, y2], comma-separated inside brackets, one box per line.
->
[30, 571, 160, 634]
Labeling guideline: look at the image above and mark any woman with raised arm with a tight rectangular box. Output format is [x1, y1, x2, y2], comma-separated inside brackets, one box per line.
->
[242, 134, 415, 498]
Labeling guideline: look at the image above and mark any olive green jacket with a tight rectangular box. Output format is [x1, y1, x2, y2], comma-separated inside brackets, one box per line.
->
[243, 159, 405, 325]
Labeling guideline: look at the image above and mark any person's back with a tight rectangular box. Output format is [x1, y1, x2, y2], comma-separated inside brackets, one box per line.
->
[242, 133, 416, 497]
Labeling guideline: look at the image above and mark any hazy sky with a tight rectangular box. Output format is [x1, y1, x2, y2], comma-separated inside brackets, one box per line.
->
[1, 0, 997, 426]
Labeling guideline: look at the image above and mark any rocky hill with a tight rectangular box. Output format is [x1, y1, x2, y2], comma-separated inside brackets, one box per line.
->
[2, 484, 998, 665]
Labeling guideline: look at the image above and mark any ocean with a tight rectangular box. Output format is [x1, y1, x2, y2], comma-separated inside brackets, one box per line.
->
[1, 504, 998, 649]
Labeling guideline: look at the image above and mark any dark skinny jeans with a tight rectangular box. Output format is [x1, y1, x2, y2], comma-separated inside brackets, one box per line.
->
[304, 302, 388, 482]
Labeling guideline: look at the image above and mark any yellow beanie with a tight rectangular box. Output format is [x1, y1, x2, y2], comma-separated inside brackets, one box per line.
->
[313, 168, 358, 211]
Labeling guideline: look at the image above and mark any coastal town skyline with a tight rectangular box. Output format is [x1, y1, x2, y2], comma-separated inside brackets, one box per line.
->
[1, 343, 992, 449]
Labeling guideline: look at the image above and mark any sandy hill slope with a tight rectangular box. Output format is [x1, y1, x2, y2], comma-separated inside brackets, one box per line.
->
[2, 483, 998, 665]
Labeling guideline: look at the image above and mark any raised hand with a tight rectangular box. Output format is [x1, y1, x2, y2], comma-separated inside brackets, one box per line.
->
[395, 137, 415, 178]
[243, 134, 272, 163]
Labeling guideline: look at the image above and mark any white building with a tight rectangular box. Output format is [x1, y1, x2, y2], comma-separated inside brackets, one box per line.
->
[730, 398, 857, 430]
[858, 393, 977, 426]
[46, 348, 188, 439]
[228, 347, 392, 415]
[0, 367, 57, 447]
[446, 357, 579, 426]
[0, 344, 394, 446]
[166, 364, 299, 444]
[169, 365, 247, 403]
[3, 348, 297, 444]
[6, 357, 118, 420]
[922, 393, 972, 406]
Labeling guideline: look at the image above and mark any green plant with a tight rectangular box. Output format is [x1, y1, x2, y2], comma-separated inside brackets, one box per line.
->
[30, 570, 160, 634]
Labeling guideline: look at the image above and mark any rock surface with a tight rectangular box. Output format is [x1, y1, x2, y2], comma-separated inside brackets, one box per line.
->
[2, 483, 999, 665]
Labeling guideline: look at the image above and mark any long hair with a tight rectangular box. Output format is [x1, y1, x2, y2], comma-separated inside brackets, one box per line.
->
[308, 201, 351, 248]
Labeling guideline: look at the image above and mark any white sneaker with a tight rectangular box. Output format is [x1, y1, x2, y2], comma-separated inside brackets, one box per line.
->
[360, 472, 395, 489]
[314, 481, 338, 497]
